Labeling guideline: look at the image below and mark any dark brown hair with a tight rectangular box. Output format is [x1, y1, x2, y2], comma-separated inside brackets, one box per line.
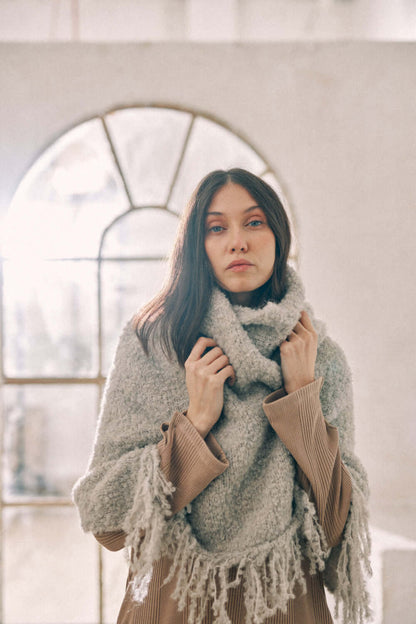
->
[134, 168, 291, 364]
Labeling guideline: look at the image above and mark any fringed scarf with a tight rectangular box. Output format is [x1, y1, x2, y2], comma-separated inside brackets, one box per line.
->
[73, 266, 372, 624]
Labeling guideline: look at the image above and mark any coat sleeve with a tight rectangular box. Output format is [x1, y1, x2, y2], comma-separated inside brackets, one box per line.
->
[265, 336, 372, 624]
[157, 411, 229, 514]
[263, 376, 352, 548]
[94, 411, 229, 551]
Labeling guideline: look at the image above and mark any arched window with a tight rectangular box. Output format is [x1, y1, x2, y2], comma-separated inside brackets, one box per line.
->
[0, 105, 298, 623]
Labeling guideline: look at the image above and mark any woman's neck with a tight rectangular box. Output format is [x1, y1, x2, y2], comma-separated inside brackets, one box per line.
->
[225, 280, 272, 308]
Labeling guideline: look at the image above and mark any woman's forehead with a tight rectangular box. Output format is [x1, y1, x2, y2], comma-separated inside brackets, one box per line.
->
[207, 183, 262, 216]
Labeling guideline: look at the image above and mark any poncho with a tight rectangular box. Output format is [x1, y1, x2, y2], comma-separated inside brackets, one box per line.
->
[73, 266, 372, 624]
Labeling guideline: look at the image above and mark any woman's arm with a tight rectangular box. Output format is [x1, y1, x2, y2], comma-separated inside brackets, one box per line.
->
[94, 410, 229, 551]
[157, 411, 229, 514]
[265, 310, 352, 547]
[271, 319, 371, 620]
[263, 378, 352, 548]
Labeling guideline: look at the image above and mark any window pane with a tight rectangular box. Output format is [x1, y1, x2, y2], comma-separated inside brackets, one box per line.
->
[3, 260, 98, 377]
[101, 208, 179, 258]
[3, 506, 98, 623]
[102, 547, 129, 623]
[3, 384, 98, 499]
[101, 260, 168, 374]
[2, 118, 129, 259]
[261, 172, 299, 259]
[168, 116, 266, 214]
[105, 107, 192, 206]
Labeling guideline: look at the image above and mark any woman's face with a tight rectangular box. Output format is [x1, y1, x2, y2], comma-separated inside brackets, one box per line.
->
[204, 183, 276, 306]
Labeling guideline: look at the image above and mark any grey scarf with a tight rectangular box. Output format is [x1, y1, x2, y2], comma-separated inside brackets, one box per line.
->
[73, 267, 371, 624]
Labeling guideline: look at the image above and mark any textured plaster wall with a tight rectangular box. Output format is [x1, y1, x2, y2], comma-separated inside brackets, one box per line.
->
[0, 42, 415, 539]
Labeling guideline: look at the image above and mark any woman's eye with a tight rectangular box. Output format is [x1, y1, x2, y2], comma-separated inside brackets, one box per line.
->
[208, 225, 224, 233]
[247, 219, 263, 227]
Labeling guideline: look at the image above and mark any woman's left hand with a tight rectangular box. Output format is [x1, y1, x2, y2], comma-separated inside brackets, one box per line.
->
[279, 310, 318, 394]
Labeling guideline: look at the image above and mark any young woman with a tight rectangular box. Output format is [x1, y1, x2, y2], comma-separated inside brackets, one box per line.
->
[73, 169, 371, 624]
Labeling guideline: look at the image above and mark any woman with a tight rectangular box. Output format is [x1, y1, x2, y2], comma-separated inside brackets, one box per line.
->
[73, 168, 371, 624]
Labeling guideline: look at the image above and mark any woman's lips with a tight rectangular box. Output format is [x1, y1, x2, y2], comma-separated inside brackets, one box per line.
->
[229, 264, 252, 272]
[226, 261, 254, 272]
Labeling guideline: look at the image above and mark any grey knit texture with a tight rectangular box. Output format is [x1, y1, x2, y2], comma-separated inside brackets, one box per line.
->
[73, 266, 371, 624]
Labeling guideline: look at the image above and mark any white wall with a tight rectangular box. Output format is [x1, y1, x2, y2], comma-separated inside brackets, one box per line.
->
[1, 0, 415, 41]
[1, 41, 415, 542]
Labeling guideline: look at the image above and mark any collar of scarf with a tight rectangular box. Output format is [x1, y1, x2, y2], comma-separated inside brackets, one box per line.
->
[201, 265, 327, 394]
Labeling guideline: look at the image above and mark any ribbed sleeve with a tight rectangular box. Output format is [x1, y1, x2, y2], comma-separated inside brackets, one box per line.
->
[263, 377, 352, 547]
[95, 529, 126, 551]
[156, 411, 229, 515]
[95, 411, 229, 551]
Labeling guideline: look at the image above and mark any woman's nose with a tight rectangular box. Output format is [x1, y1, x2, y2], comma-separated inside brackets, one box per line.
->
[229, 229, 248, 253]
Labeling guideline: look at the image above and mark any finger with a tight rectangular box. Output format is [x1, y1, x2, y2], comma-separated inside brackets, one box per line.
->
[291, 322, 310, 339]
[187, 337, 217, 362]
[206, 353, 230, 375]
[217, 364, 236, 386]
[286, 330, 299, 341]
[291, 321, 305, 335]
[226, 373, 236, 387]
[201, 346, 224, 366]
[300, 310, 315, 332]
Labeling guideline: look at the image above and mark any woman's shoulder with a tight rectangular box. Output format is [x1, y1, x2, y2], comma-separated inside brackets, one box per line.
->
[318, 334, 352, 380]
[111, 316, 144, 365]
[316, 333, 354, 427]
[304, 302, 351, 379]
[109, 315, 177, 377]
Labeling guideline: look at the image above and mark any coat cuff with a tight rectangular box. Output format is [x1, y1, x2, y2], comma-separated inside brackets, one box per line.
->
[263, 377, 324, 429]
[94, 529, 127, 551]
[157, 411, 229, 514]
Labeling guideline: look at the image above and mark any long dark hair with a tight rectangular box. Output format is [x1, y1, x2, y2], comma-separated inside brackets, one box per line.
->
[135, 168, 291, 365]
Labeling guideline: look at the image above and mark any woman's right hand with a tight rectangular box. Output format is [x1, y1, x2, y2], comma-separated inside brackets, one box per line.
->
[185, 337, 235, 438]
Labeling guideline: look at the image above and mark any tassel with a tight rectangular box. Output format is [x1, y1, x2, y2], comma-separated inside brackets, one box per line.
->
[122, 445, 175, 599]
[138, 485, 329, 624]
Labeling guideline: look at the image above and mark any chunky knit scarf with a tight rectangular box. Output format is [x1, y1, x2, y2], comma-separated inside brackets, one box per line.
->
[73, 266, 371, 624]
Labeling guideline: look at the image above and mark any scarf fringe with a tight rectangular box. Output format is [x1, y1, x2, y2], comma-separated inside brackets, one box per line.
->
[122, 445, 175, 602]
[324, 483, 373, 624]
[126, 474, 330, 624]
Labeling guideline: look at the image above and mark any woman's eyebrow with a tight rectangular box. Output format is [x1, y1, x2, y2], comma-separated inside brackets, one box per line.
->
[206, 206, 263, 216]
